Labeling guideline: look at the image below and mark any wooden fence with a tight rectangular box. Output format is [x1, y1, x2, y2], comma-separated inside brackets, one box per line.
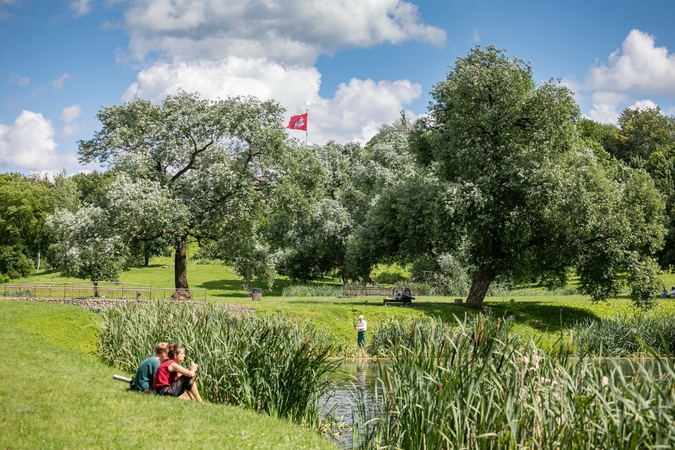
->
[1, 282, 207, 302]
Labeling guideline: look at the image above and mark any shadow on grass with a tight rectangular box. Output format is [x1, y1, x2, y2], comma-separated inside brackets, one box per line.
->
[376, 299, 602, 335]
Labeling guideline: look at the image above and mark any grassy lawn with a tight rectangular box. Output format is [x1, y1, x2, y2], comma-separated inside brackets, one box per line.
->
[10, 258, 675, 354]
[0, 300, 335, 450]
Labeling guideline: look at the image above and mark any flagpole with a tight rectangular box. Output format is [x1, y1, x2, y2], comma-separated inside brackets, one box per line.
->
[305, 109, 308, 145]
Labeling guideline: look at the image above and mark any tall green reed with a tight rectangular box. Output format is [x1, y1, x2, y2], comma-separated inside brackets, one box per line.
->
[353, 315, 675, 449]
[573, 313, 675, 356]
[96, 301, 340, 426]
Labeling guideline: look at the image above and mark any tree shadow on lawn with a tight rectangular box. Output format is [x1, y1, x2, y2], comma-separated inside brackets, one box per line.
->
[198, 279, 248, 297]
[409, 300, 601, 334]
[198, 278, 298, 298]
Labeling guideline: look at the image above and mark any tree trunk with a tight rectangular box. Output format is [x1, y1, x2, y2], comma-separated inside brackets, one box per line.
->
[174, 237, 190, 298]
[341, 266, 349, 284]
[465, 264, 495, 309]
[144, 248, 150, 267]
[36, 251, 41, 270]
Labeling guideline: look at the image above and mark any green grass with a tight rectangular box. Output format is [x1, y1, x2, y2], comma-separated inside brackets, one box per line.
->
[0, 300, 335, 450]
[10, 258, 675, 355]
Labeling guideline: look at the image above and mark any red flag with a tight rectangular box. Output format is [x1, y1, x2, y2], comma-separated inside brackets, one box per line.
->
[287, 113, 307, 131]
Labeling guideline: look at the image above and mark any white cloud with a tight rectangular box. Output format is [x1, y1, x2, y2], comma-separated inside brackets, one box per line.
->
[627, 99, 659, 111]
[119, 0, 440, 144]
[52, 73, 73, 90]
[124, 0, 446, 65]
[123, 58, 422, 144]
[8, 73, 29, 86]
[298, 78, 421, 144]
[472, 28, 480, 44]
[122, 58, 321, 108]
[587, 29, 675, 96]
[586, 91, 626, 124]
[61, 104, 83, 123]
[70, 0, 91, 17]
[0, 111, 66, 170]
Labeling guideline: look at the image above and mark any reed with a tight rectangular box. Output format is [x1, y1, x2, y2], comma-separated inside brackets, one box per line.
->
[573, 313, 675, 356]
[353, 315, 675, 449]
[95, 301, 339, 426]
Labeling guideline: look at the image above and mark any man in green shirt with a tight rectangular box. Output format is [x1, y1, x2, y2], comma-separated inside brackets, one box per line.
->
[132, 342, 168, 392]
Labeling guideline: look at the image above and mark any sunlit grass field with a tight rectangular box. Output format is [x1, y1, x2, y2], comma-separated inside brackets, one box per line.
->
[0, 300, 336, 450]
[11, 255, 675, 354]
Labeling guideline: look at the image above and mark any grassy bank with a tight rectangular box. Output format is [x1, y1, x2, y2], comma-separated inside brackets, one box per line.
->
[0, 300, 335, 450]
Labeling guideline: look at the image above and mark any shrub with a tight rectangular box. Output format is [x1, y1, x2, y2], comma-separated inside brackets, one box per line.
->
[282, 284, 344, 297]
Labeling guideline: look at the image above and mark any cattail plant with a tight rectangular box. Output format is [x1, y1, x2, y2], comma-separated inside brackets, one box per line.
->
[353, 315, 675, 449]
[96, 301, 339, 427]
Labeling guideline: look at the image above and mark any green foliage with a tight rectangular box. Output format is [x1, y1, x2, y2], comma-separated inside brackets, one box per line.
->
[46, 206, 127, 282]
[0, 245, 35, 279]
[367, 316, 456, 356]
[0, 173, 54, 278]
[605, 107, 675, 167]
[573, 313, 675, 356]
[75, 91, 289, 290]
[354, 316, 675, 449]
[95, 302, 338, 426]
[281, 284, 344, 297]
[371, 263, 409, 285]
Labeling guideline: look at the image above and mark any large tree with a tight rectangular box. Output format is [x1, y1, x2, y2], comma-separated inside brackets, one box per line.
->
[406, 46, 665, 309]
[76, 91, 287, 295]
[0, 174, 54, 279]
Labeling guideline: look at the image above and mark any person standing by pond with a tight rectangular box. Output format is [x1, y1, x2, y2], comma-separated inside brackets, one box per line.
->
[355, 315, 367, 347]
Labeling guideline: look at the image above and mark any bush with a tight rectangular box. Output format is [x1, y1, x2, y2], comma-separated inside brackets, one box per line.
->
[282, 284, 344, 297]
[372, 263, 409, 285]
[0, 245, 35, 279]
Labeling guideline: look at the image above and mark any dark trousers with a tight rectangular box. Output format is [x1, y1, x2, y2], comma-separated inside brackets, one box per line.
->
[357, 331, 366, 347]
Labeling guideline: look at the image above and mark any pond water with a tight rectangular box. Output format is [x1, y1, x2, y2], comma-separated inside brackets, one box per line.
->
[321, 360, 384, 449]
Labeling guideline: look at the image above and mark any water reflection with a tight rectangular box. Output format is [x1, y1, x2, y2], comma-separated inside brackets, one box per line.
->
[321, 360, 384, 449]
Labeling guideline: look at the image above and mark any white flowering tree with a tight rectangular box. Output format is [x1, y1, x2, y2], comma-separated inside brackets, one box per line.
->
[76, 91, 288, 296]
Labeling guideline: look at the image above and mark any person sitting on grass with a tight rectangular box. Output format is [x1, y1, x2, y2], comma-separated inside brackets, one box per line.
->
[152, 344, 203, 402]
[132, 342, 168, 393]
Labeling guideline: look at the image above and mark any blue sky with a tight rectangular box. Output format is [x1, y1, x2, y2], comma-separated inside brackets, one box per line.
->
[2, 0, 675, 176]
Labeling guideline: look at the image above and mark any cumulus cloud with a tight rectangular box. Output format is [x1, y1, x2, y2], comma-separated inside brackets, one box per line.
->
[628, 99, 659, 111]
[0, 111, 68, 170]
[119, 0, 438, 144]
[52, 73, 73, 90]
[61, 104, 83, 123]
[124, 0, 446, 64]
[586, 91, 626, 124]
[9, 73, 29, 86]
[587, 29, 675, 96]
[122, 57, 321, 108]
[123, 57, 422, 144]
[70, 0, 91, 17]
[60, 104, 85, 139]
[298, 78, 422, 143]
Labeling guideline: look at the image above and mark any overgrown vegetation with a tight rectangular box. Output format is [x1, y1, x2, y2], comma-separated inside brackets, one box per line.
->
[353, 316, 675, 449]
[573, 313, 675, 356]
[282, 284, 344, 297]
[96, 301, 339, 426]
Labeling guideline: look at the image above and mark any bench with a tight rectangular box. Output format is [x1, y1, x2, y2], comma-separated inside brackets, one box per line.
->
[382, 295, 414, 307]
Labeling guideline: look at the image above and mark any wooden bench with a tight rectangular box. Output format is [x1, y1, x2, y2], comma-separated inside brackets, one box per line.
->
[382, 296, 414, 307]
